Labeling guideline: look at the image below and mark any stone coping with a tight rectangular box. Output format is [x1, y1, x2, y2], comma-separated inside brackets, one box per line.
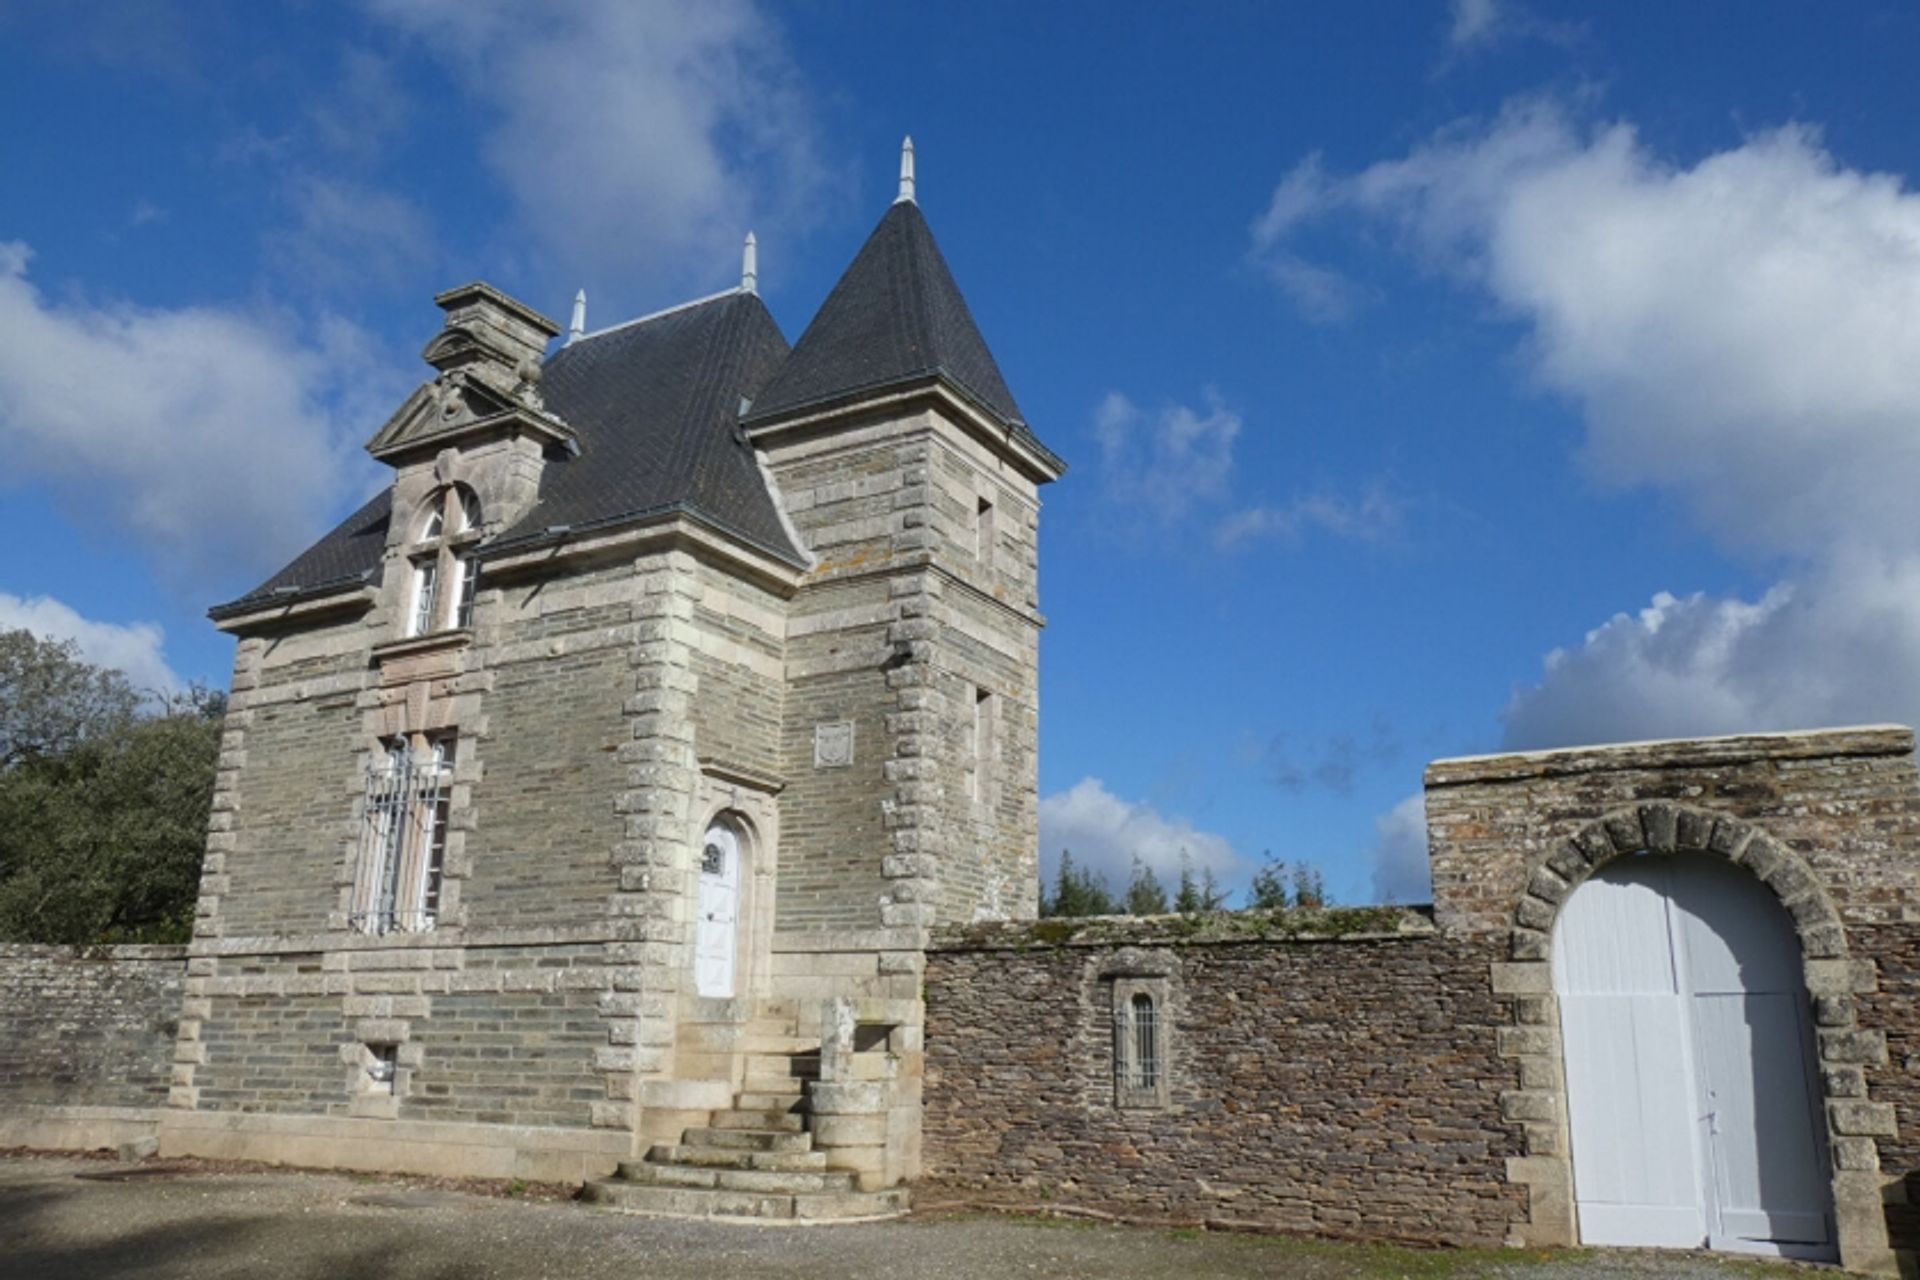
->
[929, 907, 1435, 952]
[0, 943, 189, 961]
[1425, 724, 1913, 788]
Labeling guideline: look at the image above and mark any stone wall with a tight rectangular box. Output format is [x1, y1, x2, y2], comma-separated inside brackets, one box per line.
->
[0, 944, 185, 1150]
[1423, 726, 1920, 1273]
[0, 944, 186, 1111]
[921, 913, 1529, 1246]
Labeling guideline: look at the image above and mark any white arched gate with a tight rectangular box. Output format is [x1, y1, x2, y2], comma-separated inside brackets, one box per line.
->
[1554, 853, 1834, 1259]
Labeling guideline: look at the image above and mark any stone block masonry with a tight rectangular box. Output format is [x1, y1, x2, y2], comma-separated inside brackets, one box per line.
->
[0, 944, 186, 1150]
[1424, 726, 1920, 1274]
[922, 913, 1529, 1246]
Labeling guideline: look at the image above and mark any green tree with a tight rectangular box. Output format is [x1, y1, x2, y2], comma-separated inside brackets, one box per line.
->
[1122, 857, 1169, 915]
[1247, 852, 1293, 909]
[1172, 853, 1228, 913]
[1291, 862, 1328, 909]
[1041, 850, 1119, 917]
[0, 629, 140, 768]
[0, 630, 223, 944]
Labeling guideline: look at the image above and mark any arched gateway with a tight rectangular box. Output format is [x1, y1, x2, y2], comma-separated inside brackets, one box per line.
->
[1554, 851, 1833, 1257]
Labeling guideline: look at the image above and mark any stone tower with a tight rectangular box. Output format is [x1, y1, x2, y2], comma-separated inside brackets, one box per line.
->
[747, 146, 1064, 934]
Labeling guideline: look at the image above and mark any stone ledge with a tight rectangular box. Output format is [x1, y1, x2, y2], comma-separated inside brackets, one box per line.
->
[930, 907, 1435, 952]
[0, 1104, 169, 1154]
[1426, 725, 1913, 788]
[0, 943, 189, 962]
[159, 1109, 628, 1183]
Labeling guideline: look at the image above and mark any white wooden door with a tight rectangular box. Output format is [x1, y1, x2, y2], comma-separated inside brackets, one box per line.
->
[1667, 858, 1833, 1256]
[1556, 858, 1709, 1247]
[1555, 854, 1833, 1258]
[695, 823, 739, 998]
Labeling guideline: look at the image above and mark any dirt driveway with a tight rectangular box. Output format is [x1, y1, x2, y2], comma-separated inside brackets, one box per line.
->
[0, 1155, 1802, 1280]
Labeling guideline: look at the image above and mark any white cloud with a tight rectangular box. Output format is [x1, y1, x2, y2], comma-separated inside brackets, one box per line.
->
[0, 593, 184, 696]
[1448, 0, 1501, 48]
[1215, 485, 1403, 550]
[1039, 777, 1241, 892]
[1093, 389, 1240, 520]
[1369, 793, 1431, 903]
[268, 174, 435, 293]
[1504, 564, 1920, 749]
[363, 0, 828, 306]
[1257, 101, 1920, 747]
[0, 240, 391, 587]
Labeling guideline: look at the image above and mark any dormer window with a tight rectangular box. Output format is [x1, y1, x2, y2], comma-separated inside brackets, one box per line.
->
[404, 485, 480, 637]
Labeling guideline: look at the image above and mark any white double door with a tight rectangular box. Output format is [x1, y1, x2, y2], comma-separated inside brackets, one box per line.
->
[694, 823, 740, 998]
[1554, 853, 1833, 1259]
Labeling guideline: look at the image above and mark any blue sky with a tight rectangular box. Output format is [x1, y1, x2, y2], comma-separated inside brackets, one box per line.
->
[5, 1, 1920, 906]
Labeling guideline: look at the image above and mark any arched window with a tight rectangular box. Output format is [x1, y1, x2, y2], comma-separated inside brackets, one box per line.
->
[404, 485, 481, 637]
[1112, 977, 1171, 1108]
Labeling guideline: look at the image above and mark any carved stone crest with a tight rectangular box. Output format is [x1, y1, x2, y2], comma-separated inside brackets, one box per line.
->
[813, 721, 855, 769]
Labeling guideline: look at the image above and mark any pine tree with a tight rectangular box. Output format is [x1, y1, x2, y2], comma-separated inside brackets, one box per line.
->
[1173, 852, 1203, 913]
[1041, 851, 1119, 917]
[1123, 857, 1169, 915]
[1247, 853, 1292, 909]
[1199, 865, 1227, 911]
[1291, 863, 1328, 909]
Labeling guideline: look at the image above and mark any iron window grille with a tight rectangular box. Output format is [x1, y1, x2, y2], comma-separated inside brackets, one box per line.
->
[350, 737, 452, 934]
[1130, 992, 1159, 1090]
[1112, 978, 1171, 1109]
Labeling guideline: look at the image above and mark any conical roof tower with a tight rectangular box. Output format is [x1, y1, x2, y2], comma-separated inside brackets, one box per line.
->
[744, 140, 1062, 477]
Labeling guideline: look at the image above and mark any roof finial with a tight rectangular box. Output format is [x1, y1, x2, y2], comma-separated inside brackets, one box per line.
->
[896, 135, 916, 205]
[567, 289, 586, 344]
[741, 231, 758, 295]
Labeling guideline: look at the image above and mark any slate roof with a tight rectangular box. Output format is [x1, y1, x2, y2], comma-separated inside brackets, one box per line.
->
[745, 201, 1037, 438]
[493, 290, 799, 558]
[212, 488, 393, 615]
[212, 290, 800, 618]
[213, 199, 1058, 621]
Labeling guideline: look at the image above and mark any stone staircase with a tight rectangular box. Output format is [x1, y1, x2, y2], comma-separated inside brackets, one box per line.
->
[584, 1016, 909, 1222]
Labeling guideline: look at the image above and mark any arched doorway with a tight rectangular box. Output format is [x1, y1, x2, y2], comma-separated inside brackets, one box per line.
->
[695, 818, 743, 998]
[1554, 851, 1834, 1259]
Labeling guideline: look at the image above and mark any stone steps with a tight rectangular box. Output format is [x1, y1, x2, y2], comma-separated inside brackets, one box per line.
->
[615, 1161, 857, 1194]
[583, 1180, 910, 1222]
[582, 1021, 905, 1223]
[643, 1144, 828, 1172]
[684, 1125, 812, 1153]
[709, 1109, 806, 1133]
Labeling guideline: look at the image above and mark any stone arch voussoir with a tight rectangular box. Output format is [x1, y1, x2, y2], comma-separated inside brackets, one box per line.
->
[1508, 802, 1846, 964]
[1493, 800, 1894, 1273]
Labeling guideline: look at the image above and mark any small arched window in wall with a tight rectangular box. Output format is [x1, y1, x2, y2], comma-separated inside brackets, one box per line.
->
[1112, 977, 1171, 1109]
[405, 486, 481, 637]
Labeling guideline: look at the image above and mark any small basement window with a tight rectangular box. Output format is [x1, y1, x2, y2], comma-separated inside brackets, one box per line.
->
[365, 1044, 398, 1094]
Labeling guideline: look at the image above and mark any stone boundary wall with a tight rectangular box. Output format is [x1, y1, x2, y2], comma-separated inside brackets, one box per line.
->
[921, 911, 1529, 1246]
[1423, 725, 1920, 1275]
[0, 943, 187, 1150]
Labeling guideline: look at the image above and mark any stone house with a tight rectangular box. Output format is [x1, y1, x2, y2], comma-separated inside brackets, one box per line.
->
[160, 146, 1062, 1214]
[2, 143, 1919, 1274]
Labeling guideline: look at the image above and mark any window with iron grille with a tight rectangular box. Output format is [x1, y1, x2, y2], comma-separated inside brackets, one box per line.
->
[1112, 978, 1171, 1108]
[350, 734, 453, 934]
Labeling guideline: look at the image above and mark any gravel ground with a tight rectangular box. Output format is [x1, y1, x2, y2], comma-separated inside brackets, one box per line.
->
[0, 1155, 1815, 1280]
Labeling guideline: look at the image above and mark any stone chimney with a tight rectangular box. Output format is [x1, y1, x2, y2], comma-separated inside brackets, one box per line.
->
[423, 282, 561, 398]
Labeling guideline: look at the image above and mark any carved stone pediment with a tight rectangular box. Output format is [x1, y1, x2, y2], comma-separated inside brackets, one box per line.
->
[365, 370, 573, 465]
